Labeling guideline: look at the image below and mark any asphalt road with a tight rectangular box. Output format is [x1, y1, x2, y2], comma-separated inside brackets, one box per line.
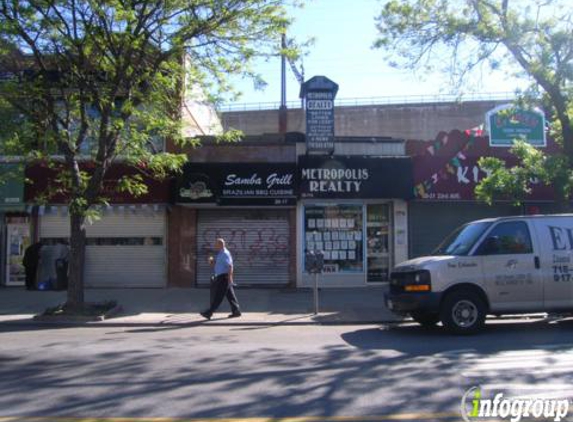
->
[1, 317, 573, 422]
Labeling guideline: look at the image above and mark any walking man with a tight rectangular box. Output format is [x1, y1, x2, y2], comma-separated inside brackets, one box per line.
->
[22, 241, 42, 290]
[200, 238, 241, 320]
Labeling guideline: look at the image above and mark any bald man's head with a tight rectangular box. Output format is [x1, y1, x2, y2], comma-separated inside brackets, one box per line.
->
[215, 238, 225, 251]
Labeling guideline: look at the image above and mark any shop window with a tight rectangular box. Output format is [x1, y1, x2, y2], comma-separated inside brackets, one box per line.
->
[304, 205, 363, 273]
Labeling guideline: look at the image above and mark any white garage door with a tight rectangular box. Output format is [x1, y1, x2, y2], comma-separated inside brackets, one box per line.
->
[39, 206, 166, 288]
[196, 209, 291, 285]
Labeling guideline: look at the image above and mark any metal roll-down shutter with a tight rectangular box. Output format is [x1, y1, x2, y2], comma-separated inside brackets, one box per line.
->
[39, 206, 166, 288]
[196, 209, 290, 285]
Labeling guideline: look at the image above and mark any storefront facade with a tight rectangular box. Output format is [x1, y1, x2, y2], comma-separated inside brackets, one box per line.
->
[1, 163, 27, 287]
[407, 130, 561, 257]
[36, 205, 168, 288]
[24, 163, 171, 288]
[171, 162, 297, 287]
[297, 155, 412, 287]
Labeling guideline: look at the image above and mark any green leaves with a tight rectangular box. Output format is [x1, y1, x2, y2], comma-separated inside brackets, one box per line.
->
[476, 140, 573, 207]
[376, 0, 573, 207]
[0, 0, 296, 209]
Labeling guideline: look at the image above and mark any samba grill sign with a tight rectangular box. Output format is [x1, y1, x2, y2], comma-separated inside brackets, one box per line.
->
[176, 162, 297, 206]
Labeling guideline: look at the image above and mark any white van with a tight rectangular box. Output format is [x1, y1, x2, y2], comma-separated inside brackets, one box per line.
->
[386, 214, 573, 334]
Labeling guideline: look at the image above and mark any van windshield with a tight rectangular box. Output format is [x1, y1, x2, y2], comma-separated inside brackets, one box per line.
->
[432, 221, 493, 256]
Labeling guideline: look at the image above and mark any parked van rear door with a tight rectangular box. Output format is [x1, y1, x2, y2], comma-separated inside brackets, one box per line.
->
[475, 220, 543, 312]
[532, 217, 573, 311]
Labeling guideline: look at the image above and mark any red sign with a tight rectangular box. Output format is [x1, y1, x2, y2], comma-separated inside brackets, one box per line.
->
[25, 162, 172, 204]
[408, 130, 560, 201]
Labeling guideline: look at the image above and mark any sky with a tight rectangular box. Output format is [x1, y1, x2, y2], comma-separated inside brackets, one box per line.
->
[225, 0, 527, 109]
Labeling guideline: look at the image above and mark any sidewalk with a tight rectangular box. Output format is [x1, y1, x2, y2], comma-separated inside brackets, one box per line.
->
[0, 285, 401, 326]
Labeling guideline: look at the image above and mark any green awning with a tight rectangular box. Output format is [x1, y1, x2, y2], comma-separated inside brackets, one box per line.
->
[0, 163, 25, 212]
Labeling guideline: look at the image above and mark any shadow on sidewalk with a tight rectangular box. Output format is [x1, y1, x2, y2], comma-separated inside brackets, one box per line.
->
[0, 286, 396, 329]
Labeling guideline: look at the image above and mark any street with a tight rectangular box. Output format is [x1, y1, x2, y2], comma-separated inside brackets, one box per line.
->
[1, 318, 573, 422]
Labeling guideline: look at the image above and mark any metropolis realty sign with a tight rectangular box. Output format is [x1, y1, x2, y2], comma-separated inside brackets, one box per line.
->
[486, 104, 546, 147]
[299, 156, 414, 199]
[300, 76, 339, 153]
[301, 167, 369, 194]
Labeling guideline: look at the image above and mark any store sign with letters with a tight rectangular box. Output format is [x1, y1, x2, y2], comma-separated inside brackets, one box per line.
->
[0, 163, 25, 211]
[300, 75, 339, 154]
[305, 91, 335, 153]
[486, 104, 546, 147]
[298, 156, 413, 199]
[409, 130, 557, 201]
[176, 163, 297, 206]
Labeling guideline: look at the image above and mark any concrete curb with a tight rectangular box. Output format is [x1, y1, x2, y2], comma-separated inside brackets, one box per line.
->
[31, 304, 124, 323]
[0, 309, 558, 330]
[0, 312, 560, 329]
[0, 316, 401, 328]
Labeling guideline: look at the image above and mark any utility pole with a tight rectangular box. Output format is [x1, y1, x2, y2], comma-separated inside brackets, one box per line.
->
[278, 33, 287, 135]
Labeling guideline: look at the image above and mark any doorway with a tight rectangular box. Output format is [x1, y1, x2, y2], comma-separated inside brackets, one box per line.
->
[366, 204, 392, 283]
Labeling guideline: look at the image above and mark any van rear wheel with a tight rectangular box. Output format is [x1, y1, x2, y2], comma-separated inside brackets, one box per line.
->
[411, 311, 440, 327]
[440, 291, 486, 335]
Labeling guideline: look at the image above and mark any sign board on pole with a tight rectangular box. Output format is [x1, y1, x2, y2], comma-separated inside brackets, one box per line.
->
[300, 76, 339, 154]
[0, 163, 25, 211]
[486, 104, 546, 147]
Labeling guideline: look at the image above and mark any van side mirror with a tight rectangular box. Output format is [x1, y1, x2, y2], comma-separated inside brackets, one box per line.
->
[479, 236, 501, 255]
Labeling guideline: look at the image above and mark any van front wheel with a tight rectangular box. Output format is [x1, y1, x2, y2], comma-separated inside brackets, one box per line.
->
[440, 291, 486, 334]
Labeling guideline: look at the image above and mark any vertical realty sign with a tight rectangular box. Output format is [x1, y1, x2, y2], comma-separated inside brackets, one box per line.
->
[300, 76, 339, 154]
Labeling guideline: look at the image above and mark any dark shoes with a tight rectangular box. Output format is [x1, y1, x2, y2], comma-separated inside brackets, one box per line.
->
[201, 311, 241, 319]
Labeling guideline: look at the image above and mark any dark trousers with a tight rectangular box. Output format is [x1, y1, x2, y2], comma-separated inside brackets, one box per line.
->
[24, 266, 37, 290]
[207, 274, 240, 316]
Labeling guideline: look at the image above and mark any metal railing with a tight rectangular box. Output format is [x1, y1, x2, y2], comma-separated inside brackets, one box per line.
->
[218, 91, 516, 112]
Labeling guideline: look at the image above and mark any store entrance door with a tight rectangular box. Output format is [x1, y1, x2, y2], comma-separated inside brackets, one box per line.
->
[366, 204, 392, 283]
[5, 220, 30, 286]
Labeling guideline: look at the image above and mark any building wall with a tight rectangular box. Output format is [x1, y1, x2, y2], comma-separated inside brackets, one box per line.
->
[167, 134, 298, 163]
[288, 208, 297, 288]
[408, 201, 521, 258]
[167, 137, 299, 288]
[168, 206, 197, 287]
[221, 100, 507, 140]
[186, 144, 296, 163]
[0, 215, 5, 285]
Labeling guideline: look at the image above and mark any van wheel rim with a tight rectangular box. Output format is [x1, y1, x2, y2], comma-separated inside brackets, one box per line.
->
[451, 300, 478, 327]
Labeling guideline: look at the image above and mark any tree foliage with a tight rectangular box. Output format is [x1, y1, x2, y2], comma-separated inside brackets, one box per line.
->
[375, 0, 573, 207]
[475, 140, 573, 205]
[0, 0, 295, 307]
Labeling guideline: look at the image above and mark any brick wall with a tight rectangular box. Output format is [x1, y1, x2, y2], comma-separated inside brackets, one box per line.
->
[168, 206, 197, 288]
[288, 208, 297, 288]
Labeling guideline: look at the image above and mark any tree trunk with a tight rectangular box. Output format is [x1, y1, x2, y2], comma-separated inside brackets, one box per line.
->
[556, 195, 571, 213]
[553, 176, 571, 212]
[66, 212, 86, 310]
